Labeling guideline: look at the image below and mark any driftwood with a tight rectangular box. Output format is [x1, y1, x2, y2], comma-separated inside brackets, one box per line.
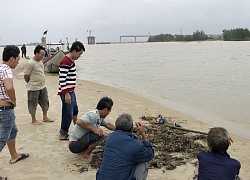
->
[165, 124, 208, 135]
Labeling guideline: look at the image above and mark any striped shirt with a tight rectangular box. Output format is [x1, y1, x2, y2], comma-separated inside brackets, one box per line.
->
[58, 56, 76, 94]
[0, 64, 13, 100]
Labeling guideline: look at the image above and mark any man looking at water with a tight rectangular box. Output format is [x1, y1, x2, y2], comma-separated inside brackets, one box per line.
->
[24, 45, 53, 125]
[96, 113, 154, 180]
[0, 46, 29, 179]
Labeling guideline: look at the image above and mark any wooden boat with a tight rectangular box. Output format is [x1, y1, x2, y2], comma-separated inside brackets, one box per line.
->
[43, 50, 65, 73]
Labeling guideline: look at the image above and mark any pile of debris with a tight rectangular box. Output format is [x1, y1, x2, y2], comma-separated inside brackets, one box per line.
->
[90, 116, 207, 171]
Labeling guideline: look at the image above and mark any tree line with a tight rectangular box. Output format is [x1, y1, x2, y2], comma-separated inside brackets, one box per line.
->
[148, 28, 250, 42]
[223, 28, 250, 41]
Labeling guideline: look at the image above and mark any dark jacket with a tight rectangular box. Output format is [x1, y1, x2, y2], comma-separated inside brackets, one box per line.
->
[21, 45, 26, 52]
[96, 130, 154, 180]
[198, 151, 241, 180]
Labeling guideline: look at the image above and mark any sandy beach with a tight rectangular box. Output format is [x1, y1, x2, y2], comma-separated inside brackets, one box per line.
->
[0, 57, 249, 180]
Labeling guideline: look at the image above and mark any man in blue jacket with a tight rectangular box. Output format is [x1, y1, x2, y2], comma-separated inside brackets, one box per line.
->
[96, 113, 154, 180]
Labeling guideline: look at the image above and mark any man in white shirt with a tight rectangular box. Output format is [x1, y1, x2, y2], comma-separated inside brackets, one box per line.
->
[24, 45, 53, 125]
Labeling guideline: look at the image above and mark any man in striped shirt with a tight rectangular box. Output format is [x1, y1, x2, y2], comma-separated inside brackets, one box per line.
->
[58, 41, 85, 140]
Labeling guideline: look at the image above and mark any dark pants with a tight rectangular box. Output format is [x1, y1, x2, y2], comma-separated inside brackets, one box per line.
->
[22, 51, 26, 58]
[96, 163, 149, 180]
[69, 132, 103, 153]
[59, 91, 78, 135]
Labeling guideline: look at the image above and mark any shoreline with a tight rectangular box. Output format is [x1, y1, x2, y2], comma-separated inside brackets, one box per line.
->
[75, 41, 250, 141]
[0, 58, 249, 179]
[77, 76, 250, 140]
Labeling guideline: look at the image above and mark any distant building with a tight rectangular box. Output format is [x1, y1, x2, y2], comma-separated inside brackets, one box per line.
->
[87, 36, 95, 45]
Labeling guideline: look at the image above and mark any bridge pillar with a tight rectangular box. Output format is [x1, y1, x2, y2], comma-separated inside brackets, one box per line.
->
[87, 36, 95, 45]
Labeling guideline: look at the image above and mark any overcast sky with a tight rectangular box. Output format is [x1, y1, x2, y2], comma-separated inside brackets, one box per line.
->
[0, 0, 249, 45]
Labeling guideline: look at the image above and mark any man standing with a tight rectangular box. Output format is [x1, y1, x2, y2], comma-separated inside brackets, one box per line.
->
[69, 97, 116, 162]
[58, 41, 85, 140]
[24, 45, 53, 125]
[21, 44, 27, 58]
[0, 45, 29, 178]
[96, 114, 154, 180]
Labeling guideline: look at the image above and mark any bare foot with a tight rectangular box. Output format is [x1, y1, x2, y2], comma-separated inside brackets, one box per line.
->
[31, 120, 42, 125]
[81, 154, 92, 163]
[43, 117, 54, 122]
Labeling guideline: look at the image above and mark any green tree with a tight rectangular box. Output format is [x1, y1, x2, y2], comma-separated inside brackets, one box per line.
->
[223, 28, 250, 41]
[148, 33, 175, 42]
[193, 30, 208, 41]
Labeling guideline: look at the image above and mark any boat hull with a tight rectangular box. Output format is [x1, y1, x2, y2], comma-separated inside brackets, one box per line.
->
[43, 50, 65, 73]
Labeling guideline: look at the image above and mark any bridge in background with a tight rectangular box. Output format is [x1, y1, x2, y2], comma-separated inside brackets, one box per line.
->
[120, 35, 151, 43]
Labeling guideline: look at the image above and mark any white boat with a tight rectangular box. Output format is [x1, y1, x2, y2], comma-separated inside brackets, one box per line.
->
[43, 50, 65, 73]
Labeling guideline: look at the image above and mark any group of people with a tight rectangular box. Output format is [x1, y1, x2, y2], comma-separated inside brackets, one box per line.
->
[0, 42, 241, 180]
[56, 40, 155, 179]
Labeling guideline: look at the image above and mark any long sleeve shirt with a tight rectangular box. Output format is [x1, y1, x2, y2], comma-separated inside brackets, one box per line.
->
[198, 151, 241, 180]
[96, 130, 154, 180]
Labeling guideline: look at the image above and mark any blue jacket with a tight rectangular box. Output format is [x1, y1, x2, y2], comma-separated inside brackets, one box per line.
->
[198, 151, 241, 180]
[96, 130, 154, 180]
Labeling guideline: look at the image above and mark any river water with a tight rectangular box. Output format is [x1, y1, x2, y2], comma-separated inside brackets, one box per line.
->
[76, 41, 250, 139]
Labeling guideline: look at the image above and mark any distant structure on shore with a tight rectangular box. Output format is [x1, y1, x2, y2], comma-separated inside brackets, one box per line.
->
[120, 35, 151, 43]
[87, 30, 95, 45]
[41, 30, 48, 47]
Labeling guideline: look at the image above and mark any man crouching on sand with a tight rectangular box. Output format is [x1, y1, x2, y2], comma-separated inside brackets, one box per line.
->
[68, 97, 116, 162]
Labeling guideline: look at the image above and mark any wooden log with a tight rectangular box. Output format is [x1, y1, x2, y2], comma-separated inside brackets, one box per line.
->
[165, 124, 208, 135]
